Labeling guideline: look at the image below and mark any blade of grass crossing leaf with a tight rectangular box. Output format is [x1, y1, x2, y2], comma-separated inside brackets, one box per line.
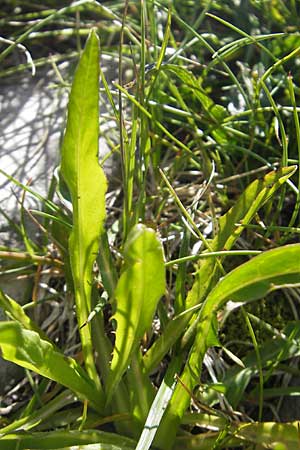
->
[60, 29, 107, 391]
[241, 307, 264, 421]
[136, 357, 180, 450]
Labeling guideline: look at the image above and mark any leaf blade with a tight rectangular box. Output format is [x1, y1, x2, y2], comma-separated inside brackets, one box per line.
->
[106, 224, 165, 403]
[155, 244, 300, 448]
[60, 29, 107, 387]
[0, 322, 103, 412]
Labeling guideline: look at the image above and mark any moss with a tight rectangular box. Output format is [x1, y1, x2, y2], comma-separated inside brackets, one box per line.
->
[220, 292, 293, 357]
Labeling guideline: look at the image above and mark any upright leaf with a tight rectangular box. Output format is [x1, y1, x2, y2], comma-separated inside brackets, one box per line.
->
[106, 224, 165, 403]
[60, 29, 107, 387]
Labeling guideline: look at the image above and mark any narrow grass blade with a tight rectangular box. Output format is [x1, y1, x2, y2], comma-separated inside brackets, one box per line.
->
[0, 390, 75, 434]
[204, 321, 300, 408]
[60, 29, 107, 388]
[242, 308, 264, 421]
[287, 73, 300, 227]
[136, 358, 179, 450]
[0, 322, 103, 412]
[106, 224, 165, 403]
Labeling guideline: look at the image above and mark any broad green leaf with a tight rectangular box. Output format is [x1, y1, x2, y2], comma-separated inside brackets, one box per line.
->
[235, 421, 300, 450]
[155, 244, 300, 449]
[60, 29, 107, 387]
[0, 430, 135, 450]
[143, 166, 297, 373]
[0, 322, 103, 413]
[106, 224, 165, 403]
[174, 421, 300, 450]
[202, 244, 300, 314]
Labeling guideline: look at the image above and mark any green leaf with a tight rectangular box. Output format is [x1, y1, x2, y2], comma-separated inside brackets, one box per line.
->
[106, 224, 165, 403]
[202, 244, 300, 315]
[173, 421, 300, 450]
[60, 29, 107, 387]
[0, 322, 103, 413]
[161, 64, 228, 143]
[0, 430, 135, 450]
[156, 244, 300, 448]
[235, 421, 300, 450]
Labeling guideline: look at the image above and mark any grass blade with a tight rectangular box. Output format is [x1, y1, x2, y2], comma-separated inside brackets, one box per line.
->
[136, 357, 179, 450]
